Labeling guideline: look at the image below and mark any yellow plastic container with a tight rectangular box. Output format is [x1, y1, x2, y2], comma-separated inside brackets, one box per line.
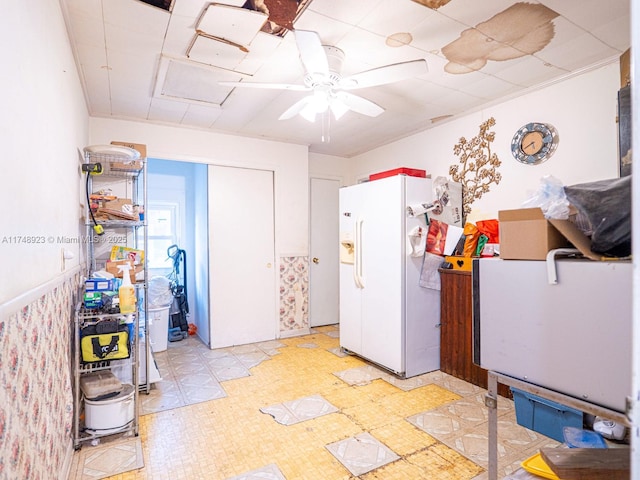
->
[521, 452, 559, 480]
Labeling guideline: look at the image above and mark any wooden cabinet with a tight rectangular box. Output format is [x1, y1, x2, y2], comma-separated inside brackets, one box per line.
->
[439, 268, 511, 398]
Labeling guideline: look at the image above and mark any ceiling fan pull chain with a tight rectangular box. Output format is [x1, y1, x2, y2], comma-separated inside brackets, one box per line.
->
[321, 111, 331, 143]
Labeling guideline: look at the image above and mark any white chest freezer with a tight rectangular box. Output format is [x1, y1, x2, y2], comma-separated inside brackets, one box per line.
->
[472, 257, 632, 412]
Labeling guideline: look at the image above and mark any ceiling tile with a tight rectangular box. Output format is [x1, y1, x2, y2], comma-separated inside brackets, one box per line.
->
[454, 73, 521, 100]
[110, 88, 154, 118]
[187, 33, 249, 71]
[292, 9, 354, 46]
[337, 28, 430, 73]
[420, 53, 488, 90]
[171, 0, 210, 19]
[64, 0, 102, 18]
[215, 87, 289, 130]
[485, 56, 567, 88]
[104, 23, 165, 56]
[76, 43, 108, 69]
[103, 0, 169, 35]
[410, 12, 468, 54]
[79, 66, 112, 114]
[307, 0, 386, 26]
[107, 50, 158, 92]
[65, 6, 105, 50]
[155, 56, 243, 105]
[439, 0, 524, 28]
[182, 103, 223, 128]
[540, 0, 628, 32]
[589, 16, 631, 52]
[163, 13, 199, 57]
[147, 97, 190, 123]
[234, 31, 286, 76]
[196, 4, 268, 46]
[536, 17, 620, 70]
[358, 0, 432, 37]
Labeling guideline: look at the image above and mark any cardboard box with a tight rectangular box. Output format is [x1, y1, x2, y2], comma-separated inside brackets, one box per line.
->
[499, 208, 611, 261]
[498, 208, 571, 260]
[97, 198, 138, 221]
[109, 141, 146, 172]
[369, 168, 428, 181]
[110, 141, 147, 158]
[85, 278, 115, 292]
[106, 259, 143, 283]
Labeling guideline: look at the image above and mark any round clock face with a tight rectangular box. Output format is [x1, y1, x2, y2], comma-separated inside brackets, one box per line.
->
[511, 123, 558, 165]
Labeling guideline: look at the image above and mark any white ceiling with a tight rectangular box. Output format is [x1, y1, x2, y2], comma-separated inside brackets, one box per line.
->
[60, 0, 630, 157]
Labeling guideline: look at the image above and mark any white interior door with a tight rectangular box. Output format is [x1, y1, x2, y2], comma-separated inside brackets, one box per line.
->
[310, 178, 340, 327]
[208, 165, 276, 348]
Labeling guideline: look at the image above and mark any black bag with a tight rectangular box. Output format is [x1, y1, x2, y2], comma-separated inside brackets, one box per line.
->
[564, 176, 631, 257]
[81, 321, 131, 363]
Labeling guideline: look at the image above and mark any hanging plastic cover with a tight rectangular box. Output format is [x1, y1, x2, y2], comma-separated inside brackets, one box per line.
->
[564, 176, 631, 257]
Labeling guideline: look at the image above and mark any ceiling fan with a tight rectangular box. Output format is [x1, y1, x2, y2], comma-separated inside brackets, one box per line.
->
[219, 30, 428, 122]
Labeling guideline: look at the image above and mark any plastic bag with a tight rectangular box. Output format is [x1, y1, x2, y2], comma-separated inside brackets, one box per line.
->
[462, 223, 480, 257]
[564, 176, 631, 257]
[148, 276, 174, 307]
[475, 234, 488, 256]
[521, 175, 570, 219]
[476, 219, 499, 244]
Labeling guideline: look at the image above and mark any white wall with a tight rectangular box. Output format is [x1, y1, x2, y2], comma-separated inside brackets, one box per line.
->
[0, 1, 88, 305]
[309, 152, 351, 186]
[350, 62, 621, 222]
[89, 118, 310, 255]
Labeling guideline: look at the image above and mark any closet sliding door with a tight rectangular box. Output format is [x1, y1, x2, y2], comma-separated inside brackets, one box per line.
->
[208, 165, 276, 348]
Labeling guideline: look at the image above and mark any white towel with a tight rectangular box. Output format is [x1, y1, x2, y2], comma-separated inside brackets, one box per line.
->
[419, 252, 443, 290]
[407, 226, 426, 257]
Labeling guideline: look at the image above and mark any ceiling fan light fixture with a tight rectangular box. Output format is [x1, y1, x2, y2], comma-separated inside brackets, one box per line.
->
[329, 98, 349, 120]
[299, 103, 318, 122]
[298, 90, 330, 121]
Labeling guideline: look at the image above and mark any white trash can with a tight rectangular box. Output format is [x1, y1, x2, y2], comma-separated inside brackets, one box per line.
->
[148, 306, 170, 352]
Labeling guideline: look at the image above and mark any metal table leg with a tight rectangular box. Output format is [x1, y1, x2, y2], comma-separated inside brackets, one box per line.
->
[485, 371, 498, 480]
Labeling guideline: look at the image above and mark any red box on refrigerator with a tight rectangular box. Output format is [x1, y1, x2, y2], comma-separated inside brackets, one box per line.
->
[369, 168, 427, 181]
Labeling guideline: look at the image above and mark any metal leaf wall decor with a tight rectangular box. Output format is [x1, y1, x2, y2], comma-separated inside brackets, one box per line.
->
[449, 117, 502, 217]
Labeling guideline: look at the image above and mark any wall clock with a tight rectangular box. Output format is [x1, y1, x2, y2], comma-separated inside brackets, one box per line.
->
[511, 122, 558, 165]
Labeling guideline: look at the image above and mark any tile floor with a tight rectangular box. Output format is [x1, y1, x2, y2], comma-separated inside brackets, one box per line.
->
[71, 325, 559, 479]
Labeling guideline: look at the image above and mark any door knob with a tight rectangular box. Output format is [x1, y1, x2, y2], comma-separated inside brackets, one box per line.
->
[312, 257, 319, 264]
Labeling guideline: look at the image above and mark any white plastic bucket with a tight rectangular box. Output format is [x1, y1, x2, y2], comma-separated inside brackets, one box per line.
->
[84, 384, 134, 434]
[148, 306, 170, 352]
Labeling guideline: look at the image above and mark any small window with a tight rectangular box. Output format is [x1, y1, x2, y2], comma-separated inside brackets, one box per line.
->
[145, 204, 179, 270]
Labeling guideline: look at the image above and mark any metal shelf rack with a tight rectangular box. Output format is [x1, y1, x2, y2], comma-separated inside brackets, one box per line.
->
[71, 145, 150, 450]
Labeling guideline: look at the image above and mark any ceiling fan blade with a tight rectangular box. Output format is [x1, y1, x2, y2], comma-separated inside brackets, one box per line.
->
[340, 59, 428, 90]
[218, 81, 310, 91]
[279, 96, 314, 120]
[294, 30, 329, 76]
[335, 92, 384, 117]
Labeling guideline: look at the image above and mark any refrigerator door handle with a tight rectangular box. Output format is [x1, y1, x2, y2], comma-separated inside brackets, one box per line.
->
[354, 218, 364, 288]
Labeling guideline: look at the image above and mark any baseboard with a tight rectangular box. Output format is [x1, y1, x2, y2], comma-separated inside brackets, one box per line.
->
[279, 327, 311, 339]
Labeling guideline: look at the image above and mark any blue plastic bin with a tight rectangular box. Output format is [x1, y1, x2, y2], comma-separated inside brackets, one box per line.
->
[511, 387, 583, 442]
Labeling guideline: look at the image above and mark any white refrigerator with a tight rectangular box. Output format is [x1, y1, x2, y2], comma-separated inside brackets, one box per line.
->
[339, 174, 447, 378]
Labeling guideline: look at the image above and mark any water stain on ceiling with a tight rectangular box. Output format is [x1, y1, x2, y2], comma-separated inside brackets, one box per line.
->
[442, 2, 560, 74]
[411, 0, 451, 8]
